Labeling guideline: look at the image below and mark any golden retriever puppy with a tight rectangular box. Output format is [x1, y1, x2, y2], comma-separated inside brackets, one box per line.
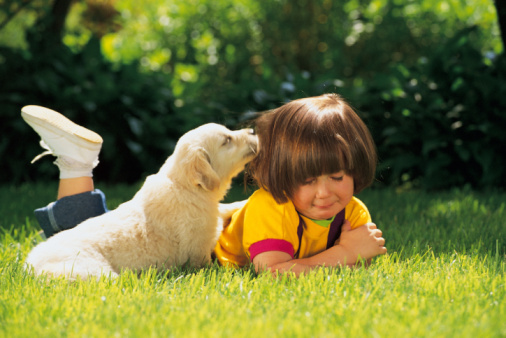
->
[25, 123, 258, 279]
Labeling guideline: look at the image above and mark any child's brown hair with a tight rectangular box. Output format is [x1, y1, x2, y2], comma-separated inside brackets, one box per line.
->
[248, 93, 377, 204]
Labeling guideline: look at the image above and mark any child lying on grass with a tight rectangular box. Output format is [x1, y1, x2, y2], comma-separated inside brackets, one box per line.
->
[22, 93, 386, 276]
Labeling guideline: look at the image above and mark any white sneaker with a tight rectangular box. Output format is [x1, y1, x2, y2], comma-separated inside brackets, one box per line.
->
[21, 105, 103, 178]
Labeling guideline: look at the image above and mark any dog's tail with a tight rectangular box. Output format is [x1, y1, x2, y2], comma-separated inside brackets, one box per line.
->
[218, 200, 247, 227]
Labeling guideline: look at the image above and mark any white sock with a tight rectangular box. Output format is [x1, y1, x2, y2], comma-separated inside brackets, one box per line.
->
[54, 156, 99, 179]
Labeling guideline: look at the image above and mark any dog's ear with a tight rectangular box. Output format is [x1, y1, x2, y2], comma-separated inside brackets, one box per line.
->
[189, 147, 220, 191]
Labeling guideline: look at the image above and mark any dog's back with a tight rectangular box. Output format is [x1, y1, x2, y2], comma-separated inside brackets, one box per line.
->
[25, 123, 258, 279]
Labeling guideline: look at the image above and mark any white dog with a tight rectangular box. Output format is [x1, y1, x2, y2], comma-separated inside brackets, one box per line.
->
[25, 123, 258, 279]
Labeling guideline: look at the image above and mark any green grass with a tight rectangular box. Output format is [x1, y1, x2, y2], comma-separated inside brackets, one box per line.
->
[1, 183, 505, 337]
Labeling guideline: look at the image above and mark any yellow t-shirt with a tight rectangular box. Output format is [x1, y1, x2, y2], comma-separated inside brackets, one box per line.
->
[214, 188, 371, 267]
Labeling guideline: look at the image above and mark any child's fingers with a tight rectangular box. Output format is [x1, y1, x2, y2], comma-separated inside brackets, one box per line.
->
[364, 222, 377, 229]
[335, 220, 352, 245]
[341, 220, 352, 232]
[365, 223, 387, 253]
[376, 232, 387, 255]
[378, 237, 386, 246]
[364, 223, 384, 238]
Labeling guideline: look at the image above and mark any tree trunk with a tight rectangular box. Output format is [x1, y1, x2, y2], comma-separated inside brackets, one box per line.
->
[494, 0, 506, 52]
[49, 0, 73, 37]
[32, 0, 73, 49]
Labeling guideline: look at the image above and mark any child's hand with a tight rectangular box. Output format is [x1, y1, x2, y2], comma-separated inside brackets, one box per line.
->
[337, 220, 387, 263]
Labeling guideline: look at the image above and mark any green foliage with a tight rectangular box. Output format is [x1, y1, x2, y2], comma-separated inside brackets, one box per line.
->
[0, 0, 504, 189]
[0, 34, 183, 183]
[104, 0, 501, 75]
[354, 27, 506, 189]
[1, 184, 505, 336]
[100, 0, 502, 116]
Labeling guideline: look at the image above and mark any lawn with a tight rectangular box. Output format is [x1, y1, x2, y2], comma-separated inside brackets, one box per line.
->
[0, 182, 504, 337]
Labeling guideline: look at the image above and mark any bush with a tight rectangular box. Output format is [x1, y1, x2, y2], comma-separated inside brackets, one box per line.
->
[0, 35, 185, 184]
[354, 27, 506, 189]
[1, 26, 504, 190]
[200, 26, 506, 191]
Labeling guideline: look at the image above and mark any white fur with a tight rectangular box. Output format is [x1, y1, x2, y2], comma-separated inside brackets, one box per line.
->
[25, 123, 258, 279]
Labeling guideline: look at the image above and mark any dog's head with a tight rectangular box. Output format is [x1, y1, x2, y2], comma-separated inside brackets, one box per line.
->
[172, 123, 258, 192]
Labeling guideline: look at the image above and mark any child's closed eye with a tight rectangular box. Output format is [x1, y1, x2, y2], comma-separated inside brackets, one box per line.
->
[303, 178, 316, 185]
[331, 175, 344, 182]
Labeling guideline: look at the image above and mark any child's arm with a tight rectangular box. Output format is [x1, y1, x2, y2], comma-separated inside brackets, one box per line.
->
[253, 220, 386, 275]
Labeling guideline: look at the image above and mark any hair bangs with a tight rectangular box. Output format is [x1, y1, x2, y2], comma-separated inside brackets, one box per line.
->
[248, 93, 377, 203]
[284, 123, 353, 199]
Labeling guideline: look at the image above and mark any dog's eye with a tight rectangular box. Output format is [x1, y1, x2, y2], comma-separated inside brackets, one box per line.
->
[222, 135, 232, 146]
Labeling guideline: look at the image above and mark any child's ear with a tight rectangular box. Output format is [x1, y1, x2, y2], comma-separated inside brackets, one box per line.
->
[188, 147, 220, 191]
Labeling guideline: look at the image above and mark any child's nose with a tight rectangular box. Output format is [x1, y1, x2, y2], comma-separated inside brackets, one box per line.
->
[315, 181, 331, 198]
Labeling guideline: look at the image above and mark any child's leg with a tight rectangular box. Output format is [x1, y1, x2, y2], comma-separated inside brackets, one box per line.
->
[22, 105, 108, 238]
[58, 177, 95, 199]
[35, 189, 109, 237]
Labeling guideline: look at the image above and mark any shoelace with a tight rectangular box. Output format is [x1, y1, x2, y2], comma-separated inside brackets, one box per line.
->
[31, 140, 54, 163]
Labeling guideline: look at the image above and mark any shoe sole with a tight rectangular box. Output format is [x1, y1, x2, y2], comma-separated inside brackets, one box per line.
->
[21, 105, 103, 151]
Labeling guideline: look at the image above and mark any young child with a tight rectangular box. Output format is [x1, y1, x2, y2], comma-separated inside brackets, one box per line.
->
[214, 93, 386, 274]
[22, 93, 386, 275]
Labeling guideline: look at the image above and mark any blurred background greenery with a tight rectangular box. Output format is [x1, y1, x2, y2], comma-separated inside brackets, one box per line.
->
[1, 0, 505, 190]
